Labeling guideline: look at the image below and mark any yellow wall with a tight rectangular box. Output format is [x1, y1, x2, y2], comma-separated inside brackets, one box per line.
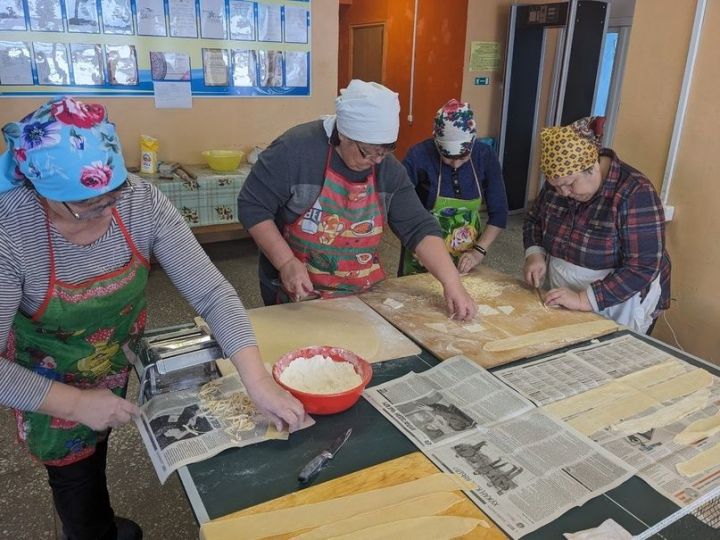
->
[0, 1, 339, 167]
[614, 0, 720, 364]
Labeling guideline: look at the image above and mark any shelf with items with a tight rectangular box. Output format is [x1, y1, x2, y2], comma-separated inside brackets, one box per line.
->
[145, 163, 251, 244]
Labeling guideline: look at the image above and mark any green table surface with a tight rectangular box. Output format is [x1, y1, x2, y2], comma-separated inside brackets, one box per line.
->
[180, 331, 720, 538]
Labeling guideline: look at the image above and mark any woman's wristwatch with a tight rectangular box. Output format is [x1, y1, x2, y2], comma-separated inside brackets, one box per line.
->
[473, 244, 487, 256]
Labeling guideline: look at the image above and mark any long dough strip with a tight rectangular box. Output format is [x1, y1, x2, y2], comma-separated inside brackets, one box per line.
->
[291, 492, 463, 539]
[199, 473, 476, 540]
[331, 516, 483, 540]
[483, 320, 617, 352]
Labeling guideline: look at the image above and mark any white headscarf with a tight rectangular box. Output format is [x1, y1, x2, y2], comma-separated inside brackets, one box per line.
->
[330, 80, 399, 144]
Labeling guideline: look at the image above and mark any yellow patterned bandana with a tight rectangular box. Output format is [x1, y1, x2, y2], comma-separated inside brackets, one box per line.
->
[540, 125, 599, 179]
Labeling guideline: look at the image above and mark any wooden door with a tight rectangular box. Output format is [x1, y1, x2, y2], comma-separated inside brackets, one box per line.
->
[350, 24, 384, 83]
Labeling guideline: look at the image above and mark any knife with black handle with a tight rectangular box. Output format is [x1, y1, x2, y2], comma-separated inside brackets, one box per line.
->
[298, 428, 352, 484]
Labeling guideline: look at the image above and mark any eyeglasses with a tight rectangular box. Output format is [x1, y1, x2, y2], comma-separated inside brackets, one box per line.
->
[62, 179, 133, 220]
[354, 140, 395, 161]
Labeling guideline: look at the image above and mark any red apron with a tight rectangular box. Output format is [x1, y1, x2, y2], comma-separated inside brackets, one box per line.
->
[283, 146, 386, 299]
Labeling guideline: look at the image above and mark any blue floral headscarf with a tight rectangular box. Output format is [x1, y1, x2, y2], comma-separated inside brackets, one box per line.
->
[0, 96, 127, 202]
[433, 99, 476, 158]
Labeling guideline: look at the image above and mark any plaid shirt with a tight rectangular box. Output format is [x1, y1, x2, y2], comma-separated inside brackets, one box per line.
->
[524, 149, 671, 314]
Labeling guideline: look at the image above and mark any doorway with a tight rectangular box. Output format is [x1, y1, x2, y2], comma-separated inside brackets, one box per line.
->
[350, 24, 384, 83]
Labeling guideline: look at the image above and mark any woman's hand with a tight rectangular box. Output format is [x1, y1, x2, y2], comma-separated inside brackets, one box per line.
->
[443, 281, 477, 321]
[73, 388, 141, 431]
[245, 375, 306, 432]
[278, 257, 314, 301]
[457, 250, 484, 274]
[524, 253, 547, 288]
[544, 287, 592, 311]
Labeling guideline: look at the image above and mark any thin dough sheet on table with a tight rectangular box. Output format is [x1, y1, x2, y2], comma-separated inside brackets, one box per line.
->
[217, 296, 421, 376]
[359, 267, 618, 368]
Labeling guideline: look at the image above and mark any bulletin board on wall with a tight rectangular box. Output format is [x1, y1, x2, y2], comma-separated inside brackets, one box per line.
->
[0, 0, 311, 97]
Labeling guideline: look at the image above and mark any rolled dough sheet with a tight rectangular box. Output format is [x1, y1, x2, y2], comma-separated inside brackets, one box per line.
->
[477, 304, 500, 316]
[644, 369, 714, 402]
[292, 492, 463, 539]
[217, 297, 420, 375]
[676, 441, 720, 477]
[674, 413, 720, 445]
[483, 319, 618, 352]
[330, 516, 484, 540]
[200, 473, 476, 540]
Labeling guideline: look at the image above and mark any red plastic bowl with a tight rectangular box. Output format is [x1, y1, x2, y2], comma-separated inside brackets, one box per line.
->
[272, 346, 373, 415]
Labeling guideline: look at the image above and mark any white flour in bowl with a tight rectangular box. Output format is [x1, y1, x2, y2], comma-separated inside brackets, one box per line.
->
[279, 355, 362, 394]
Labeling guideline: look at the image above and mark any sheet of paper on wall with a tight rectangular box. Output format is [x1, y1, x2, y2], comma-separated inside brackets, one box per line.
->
[286, 51, 308, 87]
[0, 41, 33, 85]
[67, 0, 100, 33]
[150, 51, 191, 81]
[200, 0, 227, 39]
[168, 0, 198, 38]
[27, 0, 63, 31]
[257, 3, 281, 42]
[33, 42, 70, 85]
[284, 6, 309, 43]
[154, 81, 192, 109]
[257, 49, 283, 87]
[229, 0, 255, 40]
[106, 44, 138, 86]
[70, 43, 104, 85]
[469, 41, 501, 72]
[101, 0, 133, 35]
[136, 0, 167, 36]
[0, 0, 27, 31]
[202, 48, 229, 86]
[231, 49, 256, 87]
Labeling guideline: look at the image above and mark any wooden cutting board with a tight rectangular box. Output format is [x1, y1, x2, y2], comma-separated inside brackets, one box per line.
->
[217, 296, 421, 376]
[204, 452, 507, 539]
[360, 267, 618, 368]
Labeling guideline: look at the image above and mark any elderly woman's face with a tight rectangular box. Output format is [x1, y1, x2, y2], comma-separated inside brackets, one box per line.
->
[338, 133, 394, 171]
[546, 163, 601, 202]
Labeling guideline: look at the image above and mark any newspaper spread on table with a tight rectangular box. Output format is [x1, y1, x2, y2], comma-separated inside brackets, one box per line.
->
[496, 335, 720, 515]
[135, 372, 314, 483]
[362, 355, 634, 538]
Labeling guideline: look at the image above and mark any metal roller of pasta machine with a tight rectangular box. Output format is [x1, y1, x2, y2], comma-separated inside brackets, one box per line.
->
[137, 322, 222, 404]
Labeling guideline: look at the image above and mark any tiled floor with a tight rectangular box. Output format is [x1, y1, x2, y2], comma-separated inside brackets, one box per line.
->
[0, 216, 525, 540]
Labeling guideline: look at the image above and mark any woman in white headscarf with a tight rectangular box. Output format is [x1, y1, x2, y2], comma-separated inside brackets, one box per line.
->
[238, 80, 477, 320]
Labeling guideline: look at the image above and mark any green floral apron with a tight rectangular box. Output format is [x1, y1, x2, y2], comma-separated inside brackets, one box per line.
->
[9, 207, 149, 465]
[402, 158, 483, 275]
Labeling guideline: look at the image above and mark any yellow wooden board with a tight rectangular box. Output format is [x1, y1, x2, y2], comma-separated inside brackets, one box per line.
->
[217, 296, 421, 376]
[360, 267, 618, 368]
[204, 452, 507, 540]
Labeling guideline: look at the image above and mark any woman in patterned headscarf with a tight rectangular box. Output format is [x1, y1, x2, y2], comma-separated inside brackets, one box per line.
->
[401, 99, 509, 276]
[0, 97, 305, 539]
[523, 117, 671, 334]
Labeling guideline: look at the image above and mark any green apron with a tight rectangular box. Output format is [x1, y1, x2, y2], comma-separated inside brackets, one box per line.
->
[10, 207, 149, 465]
[402, 157, 484, 275]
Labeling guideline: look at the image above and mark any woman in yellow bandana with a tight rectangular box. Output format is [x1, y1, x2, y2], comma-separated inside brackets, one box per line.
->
[523, 117, 671, 334]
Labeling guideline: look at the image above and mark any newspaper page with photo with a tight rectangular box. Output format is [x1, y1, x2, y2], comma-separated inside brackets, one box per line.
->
[135, 372, 314, 483]
[363, 356, 634, 538]
[496, 335, 720, 515]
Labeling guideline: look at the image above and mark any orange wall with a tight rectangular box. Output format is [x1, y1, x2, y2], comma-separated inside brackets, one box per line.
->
[338, 0, 468, 157]
[0, 2, 339, 167]
[614, 0, 719, 363]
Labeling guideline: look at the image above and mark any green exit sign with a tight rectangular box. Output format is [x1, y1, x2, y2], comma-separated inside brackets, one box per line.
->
[474, 77, 490, 86]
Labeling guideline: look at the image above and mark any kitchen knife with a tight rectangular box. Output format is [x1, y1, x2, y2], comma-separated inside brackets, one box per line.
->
[298, 428, 352, 484]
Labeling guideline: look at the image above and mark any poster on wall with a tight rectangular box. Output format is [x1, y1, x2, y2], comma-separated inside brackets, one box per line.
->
[0, 0, 27, 31]
[0, 40, 32, 84]
[101, 0, 134, 34]
[0, 0, 312, 97]
[33, 41, 70, 85]
[67, 0, 101, 34]
[27, 0, 64, 32]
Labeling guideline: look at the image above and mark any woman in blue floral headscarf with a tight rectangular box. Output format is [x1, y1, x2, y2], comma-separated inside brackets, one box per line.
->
[401, 99, 509, 276]
[0, 97, 305, 539]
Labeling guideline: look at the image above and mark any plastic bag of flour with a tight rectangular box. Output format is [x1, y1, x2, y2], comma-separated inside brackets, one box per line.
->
[140, 135, 159, 174]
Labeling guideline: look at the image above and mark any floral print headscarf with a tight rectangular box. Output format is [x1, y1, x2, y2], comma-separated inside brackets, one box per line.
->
[0, 96, 127, 202]
[433, 99, 477, 158]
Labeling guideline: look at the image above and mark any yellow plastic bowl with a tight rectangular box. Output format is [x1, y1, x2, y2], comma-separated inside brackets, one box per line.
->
[202, 150, 245, 172]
